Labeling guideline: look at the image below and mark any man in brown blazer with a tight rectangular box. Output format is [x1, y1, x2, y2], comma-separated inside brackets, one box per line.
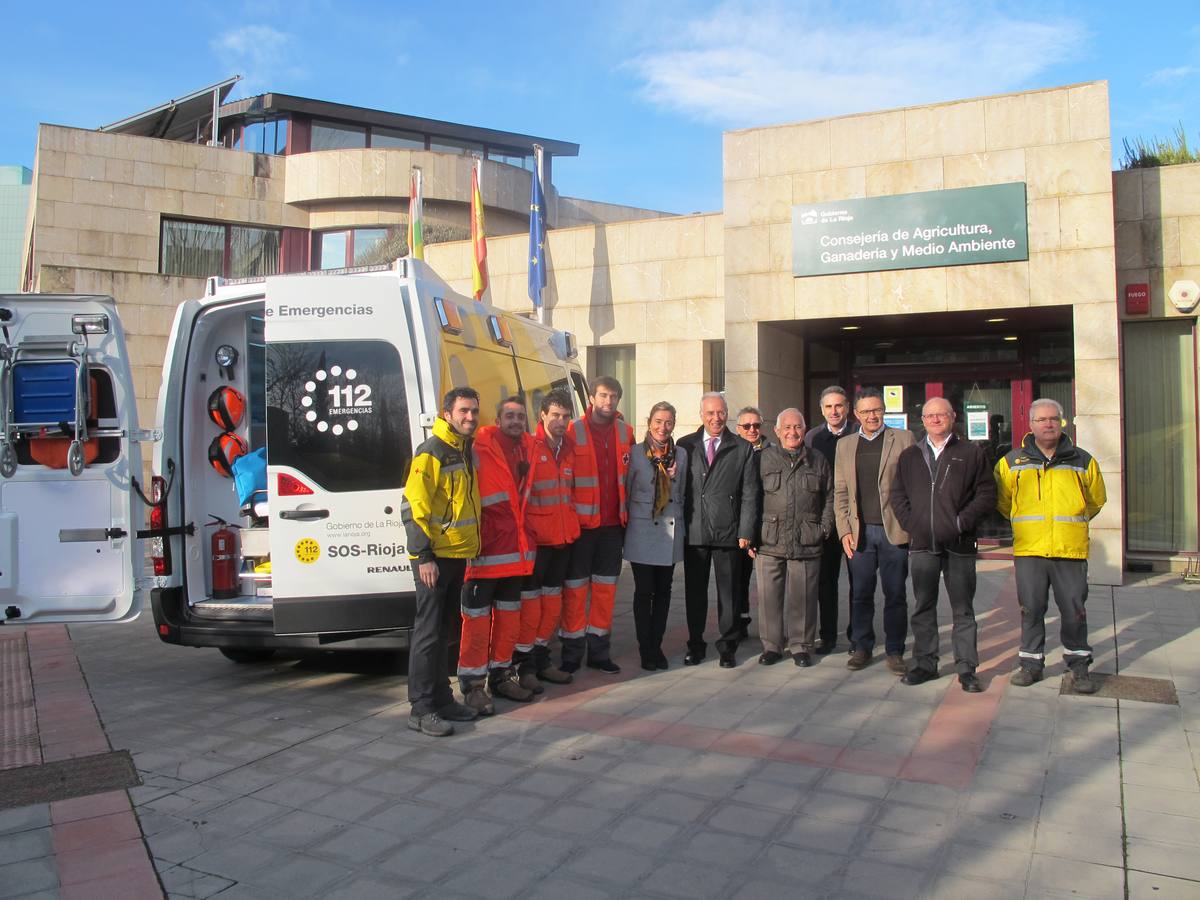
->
[833, 388, 915, 673]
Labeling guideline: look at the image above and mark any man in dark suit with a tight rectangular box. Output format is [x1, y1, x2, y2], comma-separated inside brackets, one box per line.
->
[678, 392, 760, 668]
[833, 388, 915, 674]
[804, 385, 857, 655]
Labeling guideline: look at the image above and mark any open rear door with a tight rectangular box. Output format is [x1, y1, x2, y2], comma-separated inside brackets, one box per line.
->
[0, 296, 145, 625]
[263, 275, 420, 637]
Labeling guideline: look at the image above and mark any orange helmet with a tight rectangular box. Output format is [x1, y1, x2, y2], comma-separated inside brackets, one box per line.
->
[208, 431, 248, 476]
[207, 386, 246, 431]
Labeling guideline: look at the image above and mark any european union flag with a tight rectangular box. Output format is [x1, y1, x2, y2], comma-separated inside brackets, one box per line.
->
[528, 146, 546, 313]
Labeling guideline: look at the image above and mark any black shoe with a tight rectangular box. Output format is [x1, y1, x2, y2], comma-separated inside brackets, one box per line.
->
[1010, 667, 1042, 687]
[959, 673, 983, 693]
[758, 651, 783, 666]
[901, 667, 939, 686]
[683, 651, 705, 666]
[793, 652, 812, 668]
[408, 712, 454, 737]
[1069, 665, 1097, 694]
[815, 640, 835, 656]
[656, 652, 669, 670]
[437, 700, 480, 722]
[719, 652, 736, 668]
[560, 661, 580, 674]
[641, 659, 657, 672]
[587, 658, 621, 674]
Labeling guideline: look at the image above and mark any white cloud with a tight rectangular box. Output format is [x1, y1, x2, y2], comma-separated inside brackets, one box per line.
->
[1145, 65, 1194, 86]
[212, 25, 302, 93]
[626, 2, 1088, 127]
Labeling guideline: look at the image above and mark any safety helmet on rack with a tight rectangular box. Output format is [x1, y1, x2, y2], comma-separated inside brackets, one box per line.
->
[207, 386, 246, 431]
[208, 431, 248, 476]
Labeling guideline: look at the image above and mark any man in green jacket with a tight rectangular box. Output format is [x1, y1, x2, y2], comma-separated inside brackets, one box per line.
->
[401, 387, 485, 736]
[995, 399, 1106, 693]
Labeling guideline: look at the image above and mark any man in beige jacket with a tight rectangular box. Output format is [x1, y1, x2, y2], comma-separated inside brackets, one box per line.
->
[833, 388, 915, 673]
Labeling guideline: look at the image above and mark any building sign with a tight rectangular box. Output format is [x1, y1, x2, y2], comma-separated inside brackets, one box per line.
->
[1124, 283, 1149, 315]
[965, 402, 989, 440]
[792, 183, 1029, 277]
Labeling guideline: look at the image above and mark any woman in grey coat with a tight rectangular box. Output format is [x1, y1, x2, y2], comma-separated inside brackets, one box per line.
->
[624, 401, 687, 671]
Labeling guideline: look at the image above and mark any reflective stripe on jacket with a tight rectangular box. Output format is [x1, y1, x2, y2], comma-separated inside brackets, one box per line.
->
[994, 433, 1106, 560]
[525, 422, 581, 547]
[402, 417, 481, 562]
[571, 410, 634, 529]
[466, 426, 537, 580]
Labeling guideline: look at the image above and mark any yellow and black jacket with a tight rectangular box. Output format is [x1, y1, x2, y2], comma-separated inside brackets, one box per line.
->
[402, 417, 482, 562]
[994, 433, 1106, 560]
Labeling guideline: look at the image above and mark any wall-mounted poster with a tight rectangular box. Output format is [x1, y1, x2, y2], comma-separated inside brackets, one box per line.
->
[883, 413, 908, 431]
[883, 385, 903, 412]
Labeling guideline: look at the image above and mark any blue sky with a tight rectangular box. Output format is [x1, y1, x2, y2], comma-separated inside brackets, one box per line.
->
[2, 1, 1196, 213]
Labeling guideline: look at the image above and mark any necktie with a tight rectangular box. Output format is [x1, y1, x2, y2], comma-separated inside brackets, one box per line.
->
[707, 438, 716, 465]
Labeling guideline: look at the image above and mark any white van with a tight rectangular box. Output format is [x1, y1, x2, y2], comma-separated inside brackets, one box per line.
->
[0, 260, 587, 662]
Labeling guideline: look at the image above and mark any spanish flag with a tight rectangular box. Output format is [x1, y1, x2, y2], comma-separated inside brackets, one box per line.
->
[470, 158, 489, 300]
[408, 166, 424, 261]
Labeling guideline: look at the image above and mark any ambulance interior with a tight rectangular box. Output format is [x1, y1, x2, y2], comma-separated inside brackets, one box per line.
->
[178, 298, 272, 619]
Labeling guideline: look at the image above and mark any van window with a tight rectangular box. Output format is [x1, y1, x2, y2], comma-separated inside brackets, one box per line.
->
[515, 356, 570, 426]
[266, 339, 412, 491]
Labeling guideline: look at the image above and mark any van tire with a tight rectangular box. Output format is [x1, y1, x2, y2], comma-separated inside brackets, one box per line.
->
[219, 647, 276, 664]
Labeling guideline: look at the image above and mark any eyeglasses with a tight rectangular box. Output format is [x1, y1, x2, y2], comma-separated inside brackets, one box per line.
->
[922, 413, 951, 420]
[737, 422, 762, 430]
[857, 407, 884, 417]
[1031, 417, 1061, 425]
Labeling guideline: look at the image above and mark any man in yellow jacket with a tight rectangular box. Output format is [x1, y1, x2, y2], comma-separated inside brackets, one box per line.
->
[401, 387, 484, 736]
[995, 398, 1106, 693]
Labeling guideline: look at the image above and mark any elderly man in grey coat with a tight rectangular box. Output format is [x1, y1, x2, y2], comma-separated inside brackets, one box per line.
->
[751, 408, 835, 668]
[624, 401, 688, 671]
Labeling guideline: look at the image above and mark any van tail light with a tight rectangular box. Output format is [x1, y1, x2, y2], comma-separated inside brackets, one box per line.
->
[277, 473, 314, 496]
[149, 475, 171, 576]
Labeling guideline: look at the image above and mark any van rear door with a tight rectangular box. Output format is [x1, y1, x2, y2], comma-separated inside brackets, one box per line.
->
[0, 296, 145, 625]
[263, 276, 421, 636]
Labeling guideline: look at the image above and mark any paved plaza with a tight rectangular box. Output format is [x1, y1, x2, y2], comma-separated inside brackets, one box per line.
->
[2, 560, 1200, 898]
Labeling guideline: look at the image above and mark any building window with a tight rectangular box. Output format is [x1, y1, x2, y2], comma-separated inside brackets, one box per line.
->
[311, 120, 367, 150]
[705, 340, 725, 393]
[160, 219, 281, 279]
[429, 136, 484, 156]
[372, 127, 425, 149]
[486, 148, 530, 170]
[314, 227, 405, 269]
[1124, 320, 1198, 553]
[590, 345, 636, 426]
[235, 117, 289, 154]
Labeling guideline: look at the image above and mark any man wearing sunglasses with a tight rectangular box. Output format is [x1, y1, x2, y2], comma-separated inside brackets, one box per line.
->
[733, 407, 770, 641]
[833, 388, 915, 673]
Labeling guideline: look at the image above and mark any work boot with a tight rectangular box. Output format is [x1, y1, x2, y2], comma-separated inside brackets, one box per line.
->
[537, 666, 573, 684]
[438, 700, 480, 722]
[463, 684, 495, 716]
[1069, 662, 1097, 695]
[886, 654, 906, 675]
[490, 673, 534, 703]
[408, 711, 454, 737]
[518, 671, 545, 694]
[1010, 666, 1043, 687]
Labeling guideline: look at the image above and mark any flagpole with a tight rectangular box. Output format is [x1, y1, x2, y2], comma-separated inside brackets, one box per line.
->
[408, 166, 424, 261]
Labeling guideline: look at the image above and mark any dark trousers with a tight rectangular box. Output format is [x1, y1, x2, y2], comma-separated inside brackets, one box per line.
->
[1014, 556, 1091, 670]
[631, 562, 674, 663]
[818, 535, 851, 645]
[408, 557, 466, 716]
[515, 545, 571, 676]
[846, 524, 909, 655]
[684, 545, 741, 655]
[909, 550, 979, 675]
[732, 548, 754, 630]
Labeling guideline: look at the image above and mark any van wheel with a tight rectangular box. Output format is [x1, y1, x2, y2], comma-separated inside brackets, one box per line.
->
[219, 647, 276, 664]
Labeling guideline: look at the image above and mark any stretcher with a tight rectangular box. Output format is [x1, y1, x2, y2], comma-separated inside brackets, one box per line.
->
[0, 331, 96, 477]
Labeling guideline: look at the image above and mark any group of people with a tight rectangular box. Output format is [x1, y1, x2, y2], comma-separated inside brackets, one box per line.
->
[401, 377, 1107, 738]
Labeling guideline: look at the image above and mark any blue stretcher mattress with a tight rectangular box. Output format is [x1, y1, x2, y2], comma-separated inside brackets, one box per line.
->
[12, 362, 78, 424]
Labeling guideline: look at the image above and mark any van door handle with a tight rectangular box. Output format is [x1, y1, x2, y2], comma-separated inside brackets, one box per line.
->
[59, 527, 128, 542]
[278, 508, 330, 521]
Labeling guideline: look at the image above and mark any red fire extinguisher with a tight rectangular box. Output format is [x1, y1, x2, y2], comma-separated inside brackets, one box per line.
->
[209, 517, 240, 600]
